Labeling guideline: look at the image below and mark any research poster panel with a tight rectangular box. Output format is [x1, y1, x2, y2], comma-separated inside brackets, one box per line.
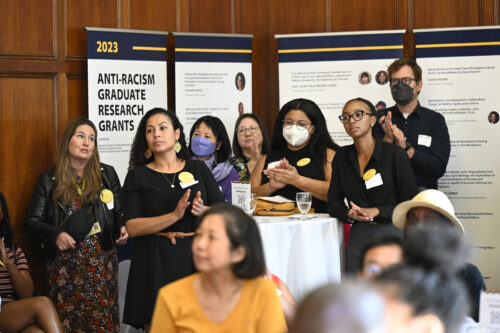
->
[174, 33, 253, 141]
[87, 28, 168, 183]
[416, 26, 500, 288]
[277, 30, 404, 146]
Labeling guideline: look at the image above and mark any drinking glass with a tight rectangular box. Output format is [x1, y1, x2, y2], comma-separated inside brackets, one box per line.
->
[296, 192, 312, 220]
[239, 193, 257, 216]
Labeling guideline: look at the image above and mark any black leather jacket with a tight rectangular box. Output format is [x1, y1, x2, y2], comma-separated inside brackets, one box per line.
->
[25, 163, 123, 259]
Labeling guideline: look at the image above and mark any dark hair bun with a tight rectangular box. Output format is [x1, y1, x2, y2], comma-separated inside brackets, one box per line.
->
[404, 224, 467, 274]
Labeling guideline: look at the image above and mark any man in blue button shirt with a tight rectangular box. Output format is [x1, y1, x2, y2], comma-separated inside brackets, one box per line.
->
[373, 58, 450, 189]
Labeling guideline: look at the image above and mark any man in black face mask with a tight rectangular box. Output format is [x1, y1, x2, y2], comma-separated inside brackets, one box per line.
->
[373, 58, 451, 189]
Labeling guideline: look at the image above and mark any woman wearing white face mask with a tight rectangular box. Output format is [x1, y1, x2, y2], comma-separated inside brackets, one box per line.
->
[250, 98, 339, 213]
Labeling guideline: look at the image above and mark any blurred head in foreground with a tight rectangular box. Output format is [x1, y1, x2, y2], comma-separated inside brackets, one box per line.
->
[376, 224, 469, 333]
[290, 280, 386, 333]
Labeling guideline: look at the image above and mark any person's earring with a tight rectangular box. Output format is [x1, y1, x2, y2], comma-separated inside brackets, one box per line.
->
[174, 141, 182, 153]
[144, 149, 152, 159]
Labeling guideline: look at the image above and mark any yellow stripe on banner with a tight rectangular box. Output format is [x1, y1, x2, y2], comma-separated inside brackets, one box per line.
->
[416, 41, 500, 48]
[175, 48, 252, 54]
[132, 46, 167, 51]
[278, 45, 403, 54]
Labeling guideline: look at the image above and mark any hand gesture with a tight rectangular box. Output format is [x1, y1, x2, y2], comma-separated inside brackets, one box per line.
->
[391, 125, 406, 148]
[191, 191, 206, 216]
[115, 226, 129, 245]
[0, 237, 11, 266]
[347, 201, 377, 222]
[173, 189, 191, 220]
[379, 111, 394, 143]
[264, 164, 299, 188]
[55, 232, 76, 252]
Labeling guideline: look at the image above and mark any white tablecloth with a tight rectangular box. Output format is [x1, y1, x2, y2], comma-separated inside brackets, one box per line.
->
[255, 213, 343, 302]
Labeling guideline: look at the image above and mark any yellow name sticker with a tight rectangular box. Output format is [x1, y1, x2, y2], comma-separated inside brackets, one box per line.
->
[297, 158, 311, 167]
[363, 169, 377, 181]
[179, 171, 195, 184]
[100, 189, 114, 204]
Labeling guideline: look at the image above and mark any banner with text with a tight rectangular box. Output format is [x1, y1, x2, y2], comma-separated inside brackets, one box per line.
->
[174, 33, 253, 141]
[416, 26, 500, 288]
[277, 30, 404, 146]
[87, 28, 168, 183]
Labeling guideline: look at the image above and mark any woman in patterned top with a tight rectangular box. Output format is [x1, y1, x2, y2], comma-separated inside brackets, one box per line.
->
[0, 192, 63, 332]
[230, 113, 270, 181]
[25, 118, 128, 332]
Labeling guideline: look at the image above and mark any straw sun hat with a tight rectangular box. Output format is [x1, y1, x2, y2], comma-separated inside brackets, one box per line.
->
[392, 189, 465, 233]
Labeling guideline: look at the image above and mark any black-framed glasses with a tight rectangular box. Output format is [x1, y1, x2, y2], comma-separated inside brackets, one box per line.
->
[236, 126, 260, 136]
[389, 77, 417, 87]
[282, 119, 311, 131]
[338, 110, 374, 123]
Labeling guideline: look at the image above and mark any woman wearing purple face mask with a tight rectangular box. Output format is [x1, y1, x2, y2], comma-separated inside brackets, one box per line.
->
[189, 116, 240, 203]
[250, 98, 340, 213]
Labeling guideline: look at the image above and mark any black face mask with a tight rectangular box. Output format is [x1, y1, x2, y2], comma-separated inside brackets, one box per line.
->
[391, 82, 415, 105]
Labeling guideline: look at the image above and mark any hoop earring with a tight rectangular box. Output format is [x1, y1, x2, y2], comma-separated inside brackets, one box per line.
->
[174, 141, 182, 153]
[144, 149, 152, 159]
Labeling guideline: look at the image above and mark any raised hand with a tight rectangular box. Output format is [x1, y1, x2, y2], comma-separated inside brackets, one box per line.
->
[173, 189, 191, 220]
[191, 191, 206, 216]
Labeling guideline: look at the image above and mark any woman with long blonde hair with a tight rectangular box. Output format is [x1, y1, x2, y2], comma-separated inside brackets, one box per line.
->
[26, 118, 128, 332]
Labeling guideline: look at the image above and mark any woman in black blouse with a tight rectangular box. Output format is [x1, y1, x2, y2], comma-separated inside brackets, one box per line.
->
[122, 108, 225, 329]
[327, 98, 417, 274]
[250, 98, 339, 213]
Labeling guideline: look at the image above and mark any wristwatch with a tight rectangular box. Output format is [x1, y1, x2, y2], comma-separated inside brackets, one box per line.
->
[404, 138, 412, 151]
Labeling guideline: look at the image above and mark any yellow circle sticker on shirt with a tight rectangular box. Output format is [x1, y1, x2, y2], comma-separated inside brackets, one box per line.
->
[297, 158, 311, 167]
[100, 189, 114, 204]
[179, 171, 195, 183]
[363, 169, 376, 181]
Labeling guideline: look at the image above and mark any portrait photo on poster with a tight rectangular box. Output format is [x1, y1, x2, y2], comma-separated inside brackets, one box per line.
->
[359, 71, 371, 85]
[375, 70, 389, 85]
[488, 111, 499, 124]
[235, 72, 246, 91]
[238, 102, 244, 116]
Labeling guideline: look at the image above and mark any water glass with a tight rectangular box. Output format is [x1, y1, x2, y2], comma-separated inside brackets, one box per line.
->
[296, 192, 312, 220]
[239, 193, 257, 216]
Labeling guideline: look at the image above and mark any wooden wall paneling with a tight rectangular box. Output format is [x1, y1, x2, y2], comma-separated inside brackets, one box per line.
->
[482, 0, 496, 25]
[129, 0, 178, 32]
[187, 0, 232, 33]
[330, 0, 400, 31]
[0, 0, 55, 58]
[0, 75, 57, 290]
[66, 0, 119, 58]
[238, 0, 328, 136]
[67, 75, 88, 122]
[413, 0, 482, 29]
[0, 75, 56, 235]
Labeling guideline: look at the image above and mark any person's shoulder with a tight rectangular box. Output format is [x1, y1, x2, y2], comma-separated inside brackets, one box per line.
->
[100, 162, 117, 174]
[461, 262, 485, 281]
[419, 105, 446, 121]
[160, 273, 197, 298]
[245, 276, 277, 296]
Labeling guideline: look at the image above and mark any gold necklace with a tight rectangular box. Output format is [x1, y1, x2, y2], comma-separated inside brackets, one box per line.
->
[161, 172, 177, 188]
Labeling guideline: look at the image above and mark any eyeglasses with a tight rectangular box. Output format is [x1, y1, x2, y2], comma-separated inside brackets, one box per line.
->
[362, 264, 383, 277]
[236, 126, 260, 136]
[389, 77, 417, 87]
[338, 110, 374, 123]
[282, 119, 311, 130]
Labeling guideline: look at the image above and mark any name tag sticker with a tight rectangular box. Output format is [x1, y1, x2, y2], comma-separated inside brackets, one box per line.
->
[267, 161, 280, 170]
[180, 180, 199, 189]
[88, 222, 102, 236]
[365, 173, 383, 190]
[418, 134, 432, 147]
[106, 200, 114, 210]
